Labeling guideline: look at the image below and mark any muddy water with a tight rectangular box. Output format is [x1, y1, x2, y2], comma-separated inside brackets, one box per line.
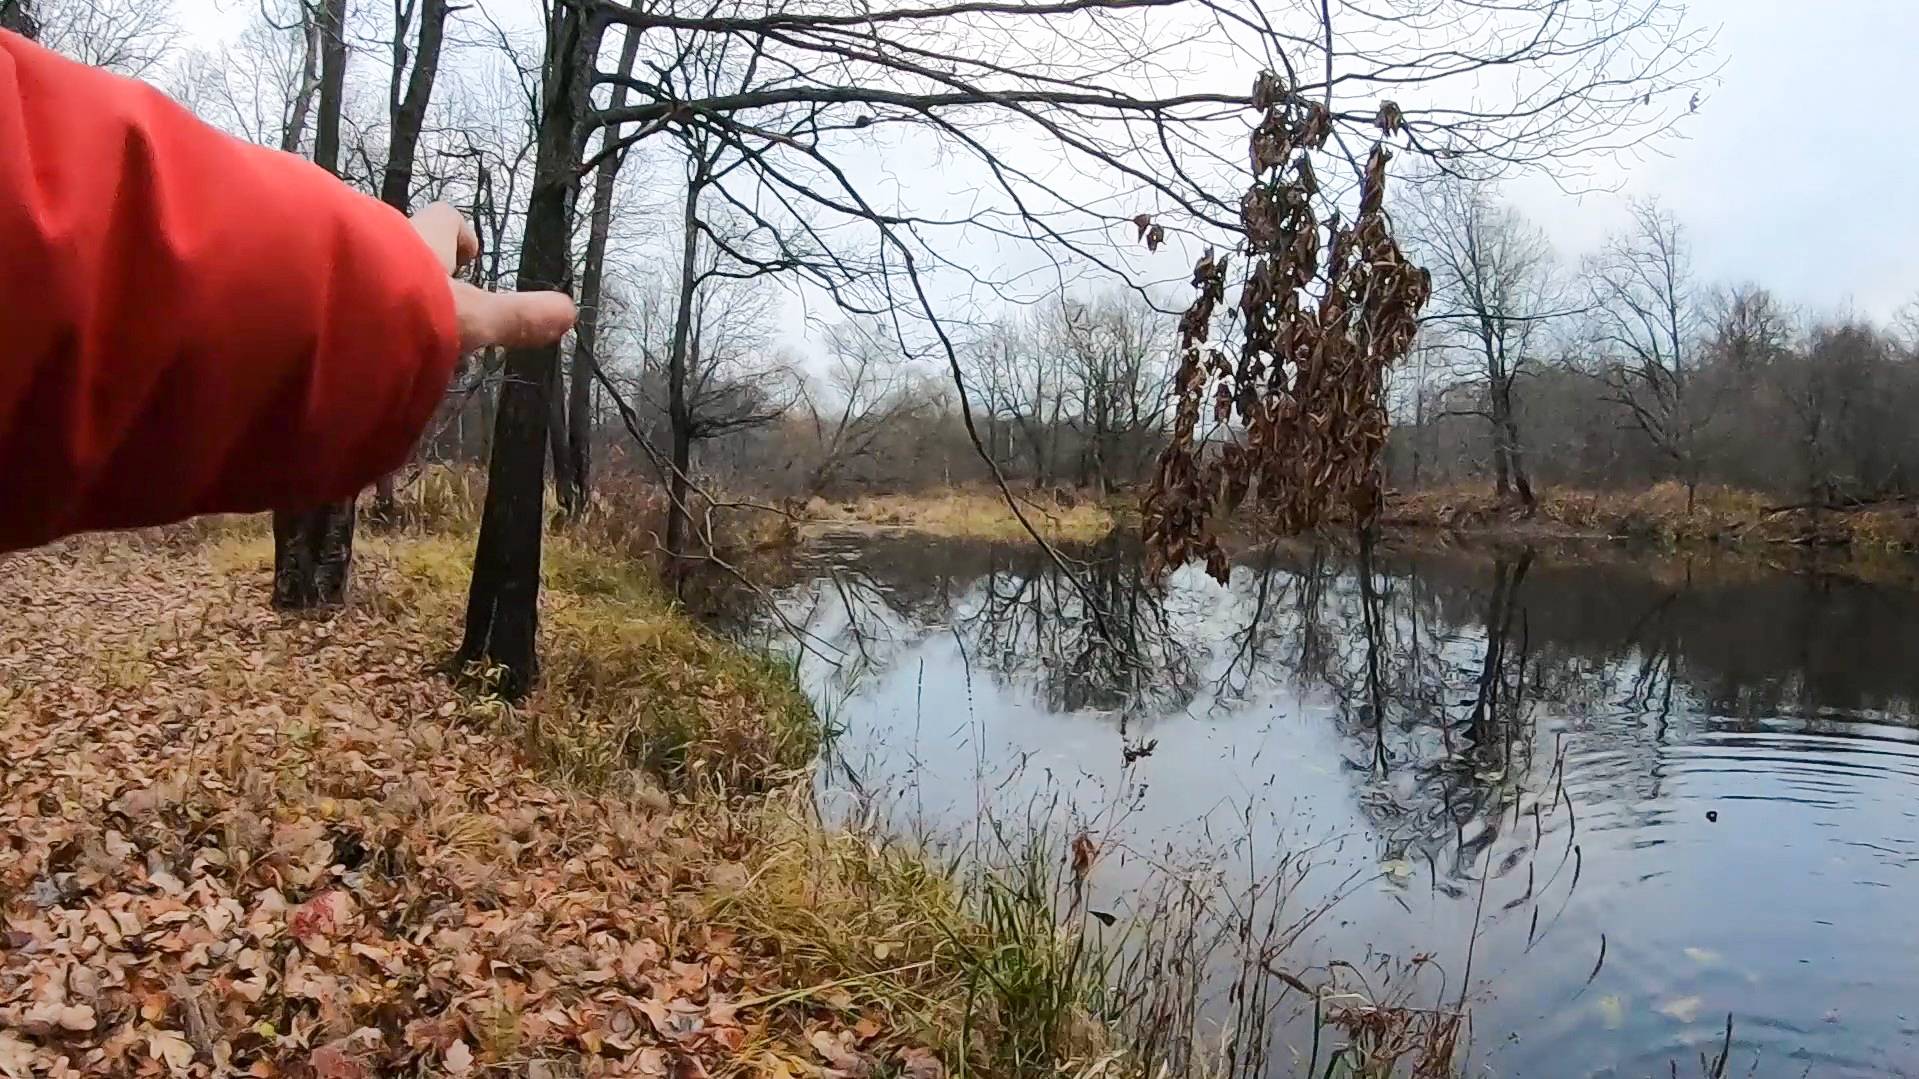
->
[757, 533, 1919, 1077]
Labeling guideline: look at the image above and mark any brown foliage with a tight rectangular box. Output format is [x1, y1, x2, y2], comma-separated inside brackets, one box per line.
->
[1144, 72, 1430, 581]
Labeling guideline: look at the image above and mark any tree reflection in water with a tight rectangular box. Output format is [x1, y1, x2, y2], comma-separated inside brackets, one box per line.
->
[762, 530, 1919, 890]
[957, 533, 1198, 721]
[750, 532, 1919, 1077]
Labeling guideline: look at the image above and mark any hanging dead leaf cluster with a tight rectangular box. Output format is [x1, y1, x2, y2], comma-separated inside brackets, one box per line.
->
[1142, 72, 1431, 581]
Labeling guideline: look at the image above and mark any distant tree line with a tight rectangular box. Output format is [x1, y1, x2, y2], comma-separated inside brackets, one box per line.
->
[441, 287, 1173, 503]
[1393, 184, 1919, 510]
[19, 0, 1711, 692]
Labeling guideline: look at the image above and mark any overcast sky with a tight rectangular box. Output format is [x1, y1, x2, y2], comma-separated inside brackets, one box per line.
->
[169, 0, 1918, 324]
[1507, 0, 1918, 320]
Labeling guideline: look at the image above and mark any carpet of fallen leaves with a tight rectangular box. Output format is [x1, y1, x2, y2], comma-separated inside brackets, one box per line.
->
[0, 528, 925, 1079]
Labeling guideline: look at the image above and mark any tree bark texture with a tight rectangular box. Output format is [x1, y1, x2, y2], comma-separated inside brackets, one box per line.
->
[662, 170, 703, 574]
[560, 27, 642, 517]
[371, 0, 452, 522]
[0, 0, 39, 39]
[456, 3, 601, 696]
[271, 0, 356, 609]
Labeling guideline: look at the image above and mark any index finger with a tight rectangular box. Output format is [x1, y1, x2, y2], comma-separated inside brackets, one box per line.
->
[456, 220, 479, 271]
[409, 202, 466, 275]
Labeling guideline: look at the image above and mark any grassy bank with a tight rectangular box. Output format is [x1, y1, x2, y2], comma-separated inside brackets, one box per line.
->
[4, 519, 1412, 1077]
[800, 489, 1122, 543]
[1380, 482, 1919, 552]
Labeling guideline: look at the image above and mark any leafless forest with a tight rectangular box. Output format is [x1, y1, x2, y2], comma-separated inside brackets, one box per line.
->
[7, 0, 1747, 689]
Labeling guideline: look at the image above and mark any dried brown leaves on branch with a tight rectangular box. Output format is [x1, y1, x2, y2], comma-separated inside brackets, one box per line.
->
[1143, 72, 1431, 581]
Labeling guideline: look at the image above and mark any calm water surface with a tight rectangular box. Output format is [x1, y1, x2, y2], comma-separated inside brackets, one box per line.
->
[753, 533, 1919, 1077]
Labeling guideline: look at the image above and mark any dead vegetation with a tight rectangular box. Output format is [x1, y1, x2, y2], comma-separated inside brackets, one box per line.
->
[796, 489, 1120, 543]
[1379, 481, 1919, 551]
[0, 524, 837, 1078]
[1143, 77, 1430, 581]
[382, 463, 797, 560]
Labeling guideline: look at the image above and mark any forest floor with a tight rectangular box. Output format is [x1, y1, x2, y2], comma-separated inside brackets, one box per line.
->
[0, 521, 1135, 1078]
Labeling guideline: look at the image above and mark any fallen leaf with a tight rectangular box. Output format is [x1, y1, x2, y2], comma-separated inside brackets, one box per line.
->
[1070, 833, 1098, 882]
[897, 1047, 944, 1079]
[146, 1028, 195, 1077]
[0, 1031, 36, 1079]
[202, 903, 234, 937]
[811, 1030, 873, 1076]
[1656, 995, 1704, 1023]
[668, 1052, 710, 1079]
[444, 1040, 475, 1077]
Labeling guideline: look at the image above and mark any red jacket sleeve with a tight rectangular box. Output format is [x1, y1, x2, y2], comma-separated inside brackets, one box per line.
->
[0, 31, 461, 554]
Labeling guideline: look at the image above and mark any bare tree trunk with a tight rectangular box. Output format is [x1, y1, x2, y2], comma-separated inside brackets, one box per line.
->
[1489, 377, 1535, 511]
[1, 0, 39, 40]
[1492, 436, 1513, 501]
[476, 351, 498, 460]
[667, 423, 694, 579]
[1410, 380, 1427, 489]
[547, 357, 575, 502]
[280, 12, 322, 153]
[1043, 387, 1062, 486]
[561, 28, 641, 518]
[457, 4, 600, 696]
[369, 0, 451, 522]
[663, 170, 703, 576]
[272, 0, 356, 610]
[1504, 415, 1536, 511]
[1089, 415, 1110, 499]
[272, 505, 355, 608]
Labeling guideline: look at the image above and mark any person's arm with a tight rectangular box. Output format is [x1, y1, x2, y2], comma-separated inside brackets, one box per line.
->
[1, 31, 473, 553]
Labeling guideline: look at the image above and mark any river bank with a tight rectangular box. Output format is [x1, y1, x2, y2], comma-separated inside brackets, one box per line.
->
[778, 525, 1919, 1077]
[800, 482, 1919, 565]
[796, 489, 1119, 543]
[3, 520, 1448, 1078]
[18, 498, 1885, 1075]
[1377, 482, 1919, 551]
[0, 524, 1099, 1077]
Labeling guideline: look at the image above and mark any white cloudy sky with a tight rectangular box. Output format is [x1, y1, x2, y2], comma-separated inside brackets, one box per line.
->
[169, 0, 1919, 322]
[1506, 0, 1918, 319]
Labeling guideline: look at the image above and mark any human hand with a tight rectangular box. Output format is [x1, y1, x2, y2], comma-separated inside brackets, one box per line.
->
[409, 202, 577, 352]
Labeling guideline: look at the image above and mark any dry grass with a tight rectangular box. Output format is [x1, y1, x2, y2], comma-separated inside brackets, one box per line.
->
[198, 521, 816, 794]
[1382, 481, 1919, 551]
[391, 465, 1111, 547]
[803, 488, 1122, 543]
[709, 805, 1131, 1076]
[382, 462, 797, 561]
